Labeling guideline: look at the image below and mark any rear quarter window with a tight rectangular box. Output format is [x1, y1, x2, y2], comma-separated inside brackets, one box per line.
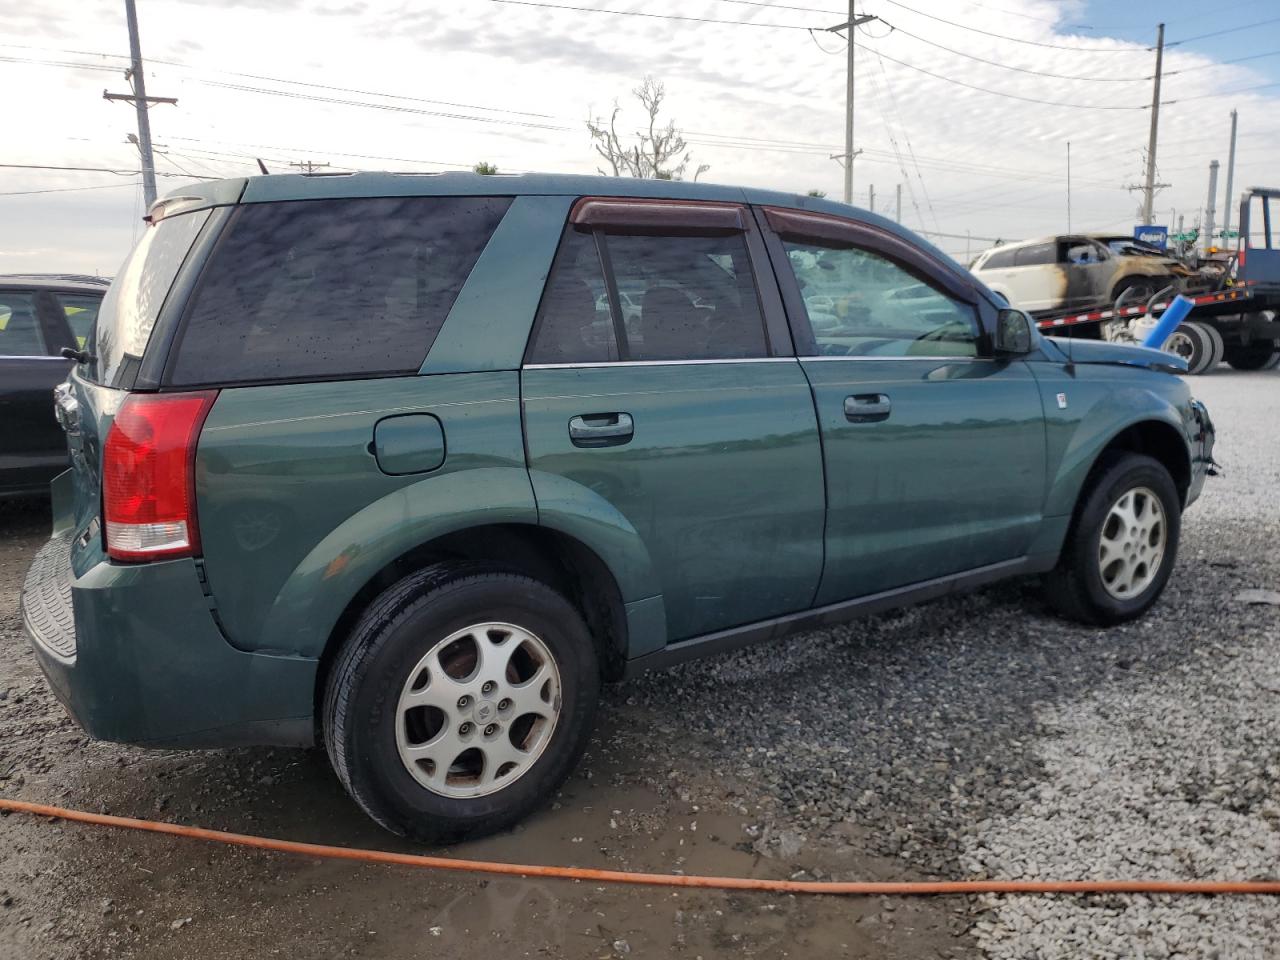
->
[167, 196, 511, 386]
[91, 209, 211, 385]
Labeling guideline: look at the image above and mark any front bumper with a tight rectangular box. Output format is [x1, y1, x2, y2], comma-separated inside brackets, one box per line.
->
[1187, 398, 1217, 506]
[20, 534, 317, 749]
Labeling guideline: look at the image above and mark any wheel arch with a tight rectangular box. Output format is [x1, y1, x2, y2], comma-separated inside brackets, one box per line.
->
[314, 522, 634, 732]
[1045, 415, 1192, 570]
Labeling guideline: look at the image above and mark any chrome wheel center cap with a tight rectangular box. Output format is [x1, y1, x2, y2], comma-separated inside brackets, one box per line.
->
[474, 701, 496, 723]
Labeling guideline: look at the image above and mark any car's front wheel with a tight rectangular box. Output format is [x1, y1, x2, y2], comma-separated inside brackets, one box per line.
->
[323, 565, 600, 843]
[1044, 453, 1181, 625]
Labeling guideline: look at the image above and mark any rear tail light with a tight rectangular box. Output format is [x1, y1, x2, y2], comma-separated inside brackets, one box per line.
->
[103, 391, 217, 561]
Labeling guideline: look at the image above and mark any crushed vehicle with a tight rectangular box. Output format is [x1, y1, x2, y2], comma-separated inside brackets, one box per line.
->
[21, 173, 1215, 843]
[972, 234, 1196, 315]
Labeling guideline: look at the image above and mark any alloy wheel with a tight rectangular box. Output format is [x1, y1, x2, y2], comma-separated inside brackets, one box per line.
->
[395, 622, 561, 798]
[1097, 486, 1167, 600]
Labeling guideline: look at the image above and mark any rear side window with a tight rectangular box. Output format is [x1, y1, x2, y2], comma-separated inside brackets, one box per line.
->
[0, 292, 46, 356]
[168, 196, 511, 386]
[527, 225, 768, 363]
[56, 294, 102, 350]
[1013, 242, 1055, 266]
[980, 248, 1015, 269]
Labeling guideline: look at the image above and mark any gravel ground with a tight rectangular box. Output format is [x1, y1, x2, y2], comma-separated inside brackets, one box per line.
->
[1, 365, 1276, 959]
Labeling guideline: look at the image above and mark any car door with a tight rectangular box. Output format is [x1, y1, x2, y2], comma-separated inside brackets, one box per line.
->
[521, 198, 826, 642]
[1006, 241, 1060, 312]
[757, 206, 1047, 605]
[1058, 237, 1114, 309]
[0, 288, 75, 495]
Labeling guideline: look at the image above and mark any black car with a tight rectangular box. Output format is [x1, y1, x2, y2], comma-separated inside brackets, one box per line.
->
[0, 274, 109, 498]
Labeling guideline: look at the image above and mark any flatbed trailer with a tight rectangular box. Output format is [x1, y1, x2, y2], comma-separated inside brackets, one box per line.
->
[1034, 283, 1279, 374]
[1032, 186, 1280, 374]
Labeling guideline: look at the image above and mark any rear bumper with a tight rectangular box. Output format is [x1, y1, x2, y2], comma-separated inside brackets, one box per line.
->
[21, 534, 317, 749]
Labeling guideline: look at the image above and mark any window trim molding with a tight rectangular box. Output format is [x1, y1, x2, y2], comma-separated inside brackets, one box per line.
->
[569, 196, 747, 233]
[761, 206, 977, 305]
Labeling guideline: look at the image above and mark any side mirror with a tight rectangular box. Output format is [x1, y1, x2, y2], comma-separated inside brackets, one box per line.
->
[995, 308, 1034, 355]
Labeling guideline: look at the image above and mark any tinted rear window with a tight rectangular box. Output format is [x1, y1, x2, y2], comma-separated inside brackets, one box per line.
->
[168, 196, 511, 386]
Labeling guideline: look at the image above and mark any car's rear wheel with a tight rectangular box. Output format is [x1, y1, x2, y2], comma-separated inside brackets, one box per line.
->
[1224, 339, 1277, 370]
[1044, 453, 1181, 626]
[323, 565, 600, 843]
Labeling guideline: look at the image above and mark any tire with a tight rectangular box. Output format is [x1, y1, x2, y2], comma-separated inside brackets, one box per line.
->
[1189, 321, 1224, 371]
[1164, 322, 1213, 374]
[1112, 277, 1159, 308]
[1265, 350, 1280, 371]
[323, 564, 600, 843]
[1224, 339, 1277, 371]
[1044, 452, 1181, 626]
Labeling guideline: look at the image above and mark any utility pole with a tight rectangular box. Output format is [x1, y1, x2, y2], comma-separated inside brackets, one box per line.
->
[103, 0, 175, 209]
[827, 5, 877, 204]
[868, 184, 875, 213]
[1203, 160, 1220, 252]
[895, 183, 902, 223]
[1141, 22, 1165, 226]
[1222, 109, 1238, 239]
[1067, 141, 1072, 233]
[288, 160, 331, 175]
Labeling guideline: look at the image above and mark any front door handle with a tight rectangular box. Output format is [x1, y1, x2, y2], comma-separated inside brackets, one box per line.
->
[844, 393, 891, 423]
[569, 412, 634, 447]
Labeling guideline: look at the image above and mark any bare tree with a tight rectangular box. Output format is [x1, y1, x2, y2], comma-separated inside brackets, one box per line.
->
[587, 76, 708, 181]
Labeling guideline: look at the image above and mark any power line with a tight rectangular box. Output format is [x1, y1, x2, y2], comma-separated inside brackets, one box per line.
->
[487, 0, 813, 29]
[200, 79, 569, 131]
[869, 21, 1149, 82]
[1167, 15, 1280, 47]
[0, 162, 187, 177]
[0, 181, 141, 198]
[859, 40, 1151, 109]
[872, 0, 1147, 52]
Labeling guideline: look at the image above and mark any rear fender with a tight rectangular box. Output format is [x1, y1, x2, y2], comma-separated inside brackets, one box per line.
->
[259, 466, 537, 659]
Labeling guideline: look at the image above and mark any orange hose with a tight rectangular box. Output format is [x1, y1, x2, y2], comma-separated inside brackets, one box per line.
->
[3, 797, 1279, 896]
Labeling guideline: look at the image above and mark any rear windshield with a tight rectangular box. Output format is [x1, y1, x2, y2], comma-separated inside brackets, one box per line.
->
[167, 196, 511, 386]
[89, 209, 211, 386]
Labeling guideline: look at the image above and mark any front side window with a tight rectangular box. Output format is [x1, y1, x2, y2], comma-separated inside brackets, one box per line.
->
[783, 241, 981, 358]
[169, 196, 511, 386]
[527, 225, 768, 363]
[0, 292, 46, 356]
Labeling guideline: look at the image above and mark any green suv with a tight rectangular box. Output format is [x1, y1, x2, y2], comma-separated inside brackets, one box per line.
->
[22, 174, 1215, 841]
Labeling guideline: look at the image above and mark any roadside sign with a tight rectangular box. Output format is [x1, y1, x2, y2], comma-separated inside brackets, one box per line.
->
[1134, 225, 1168, 250]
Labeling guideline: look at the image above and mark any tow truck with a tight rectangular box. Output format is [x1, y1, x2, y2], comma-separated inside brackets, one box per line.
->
[1033, 186, 1280, 374]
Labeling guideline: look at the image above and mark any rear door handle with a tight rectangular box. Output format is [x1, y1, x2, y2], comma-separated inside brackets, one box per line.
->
[569, 412, 633, 447]
[844, 393, 891, 423]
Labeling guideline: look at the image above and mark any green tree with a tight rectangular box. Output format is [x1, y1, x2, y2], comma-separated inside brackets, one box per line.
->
[473, 161, 499, 175]
[806, 189, 827, 198]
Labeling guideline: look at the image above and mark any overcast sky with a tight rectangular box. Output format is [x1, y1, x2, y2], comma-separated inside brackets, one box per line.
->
[2, 0, 1277, 273]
